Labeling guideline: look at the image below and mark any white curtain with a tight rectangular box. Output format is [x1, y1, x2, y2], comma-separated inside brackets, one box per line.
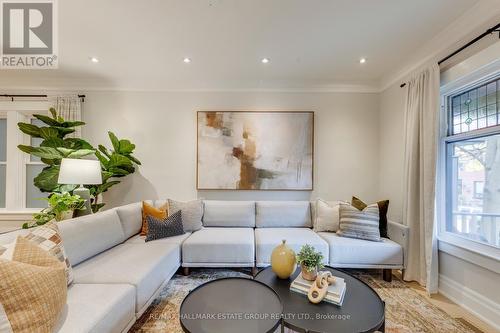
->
[49, 95, 82, 138]
[402, 63, 440, 294]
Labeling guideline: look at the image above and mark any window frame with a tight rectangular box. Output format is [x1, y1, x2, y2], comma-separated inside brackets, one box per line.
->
[0, 112, 7, 208]
[438, 68, 500, 260]
[0, 101, 51, 213]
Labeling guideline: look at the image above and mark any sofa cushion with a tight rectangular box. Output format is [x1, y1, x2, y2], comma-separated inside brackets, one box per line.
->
[255, 228, 328, 266]
[58, 209, 126, 266]
[54, 283, 135, 333]
[318, 232, 402, 267]
[0, 229, 28, 245]
[203, 201, 255, 227]
[115, 202, 143, 239]
[256, 201, 312, 228]
[72, 242, 180, 314]
[125, 232, 191, 246]
[182, 228, 254, 265]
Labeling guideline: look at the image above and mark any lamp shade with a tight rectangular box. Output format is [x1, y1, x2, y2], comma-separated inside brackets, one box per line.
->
[58, 158, 102, 185]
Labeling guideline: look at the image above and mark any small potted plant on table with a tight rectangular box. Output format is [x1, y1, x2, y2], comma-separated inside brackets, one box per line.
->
[296, 244, 324, 281]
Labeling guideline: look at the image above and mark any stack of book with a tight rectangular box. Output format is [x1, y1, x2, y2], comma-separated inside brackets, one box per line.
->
[290, 273, 346, 306]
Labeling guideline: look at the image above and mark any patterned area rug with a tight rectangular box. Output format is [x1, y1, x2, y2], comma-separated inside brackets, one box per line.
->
[130, 269, 480, 333]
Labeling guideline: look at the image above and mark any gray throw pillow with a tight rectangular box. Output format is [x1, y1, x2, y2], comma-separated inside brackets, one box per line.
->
[167, 199, 203, 232]
[337, 203, 381, 242]
[145, 210, 185, 242]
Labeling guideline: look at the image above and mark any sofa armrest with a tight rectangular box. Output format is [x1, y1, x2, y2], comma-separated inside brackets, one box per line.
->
[387, 220, 409, 269]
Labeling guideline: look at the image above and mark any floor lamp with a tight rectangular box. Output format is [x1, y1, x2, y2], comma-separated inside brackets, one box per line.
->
[58, 158, 102, 216]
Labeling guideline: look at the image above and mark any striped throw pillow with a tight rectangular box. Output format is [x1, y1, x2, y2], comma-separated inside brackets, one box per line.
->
[337, 203, 381, 242]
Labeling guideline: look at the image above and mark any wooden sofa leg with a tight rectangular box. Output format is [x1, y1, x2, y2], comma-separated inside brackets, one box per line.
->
[183, 267, 190, 276]
[251, 266, 258, 277]
[382, 269, 392, 282]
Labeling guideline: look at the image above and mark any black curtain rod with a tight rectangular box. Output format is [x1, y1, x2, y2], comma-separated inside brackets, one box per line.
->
[400, 22, 500, 88]
[0, 94, 86, 101]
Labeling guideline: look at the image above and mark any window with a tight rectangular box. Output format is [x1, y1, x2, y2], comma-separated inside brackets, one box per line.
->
[450, 79, 500, 134]
[0, 117, 6, 208]
[0, 101, 51, 212]
[473, 181, 484, 199]
[444, 76, 500, 249]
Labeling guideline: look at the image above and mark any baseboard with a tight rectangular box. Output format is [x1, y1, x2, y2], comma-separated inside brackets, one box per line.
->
[439, 274, 500, 331]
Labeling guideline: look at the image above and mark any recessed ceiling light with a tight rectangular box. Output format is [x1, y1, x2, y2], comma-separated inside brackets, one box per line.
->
[359, 58, 366, 64]
[89, 57, 99, 63]
[183, 57, 191, 63]
[261, 58, 269, 64]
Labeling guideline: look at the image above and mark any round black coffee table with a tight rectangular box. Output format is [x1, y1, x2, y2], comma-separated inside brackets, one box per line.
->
[180, 277, 283, 333]
[255, 266, 385, 333]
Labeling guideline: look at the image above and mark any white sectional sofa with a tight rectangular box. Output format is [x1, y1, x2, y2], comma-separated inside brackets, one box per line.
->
[0, 199, 409, 332]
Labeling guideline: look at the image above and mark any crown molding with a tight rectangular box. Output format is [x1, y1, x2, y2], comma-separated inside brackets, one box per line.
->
[0, 83, 380, 94]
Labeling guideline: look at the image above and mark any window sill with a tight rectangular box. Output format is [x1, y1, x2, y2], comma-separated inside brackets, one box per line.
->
[0, 211, 37, 228]
[438, 233, 500, 274]
[0, 209, 41, 215]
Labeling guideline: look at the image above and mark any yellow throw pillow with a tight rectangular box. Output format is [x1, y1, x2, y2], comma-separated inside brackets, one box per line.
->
[141, 201, 168, 236]
[0, 236, 67, 333]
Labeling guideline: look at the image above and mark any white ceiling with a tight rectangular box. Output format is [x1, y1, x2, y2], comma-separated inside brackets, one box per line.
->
[0, 0, 482, 91]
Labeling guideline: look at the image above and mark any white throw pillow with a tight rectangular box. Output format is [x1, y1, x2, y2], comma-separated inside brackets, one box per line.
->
[168, 199, 203, 232]
[313, 199, 341, 232]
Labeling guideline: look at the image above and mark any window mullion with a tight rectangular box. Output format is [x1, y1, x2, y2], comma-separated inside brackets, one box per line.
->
[5, 111, 28, 210]
[444, 125, 500, 143]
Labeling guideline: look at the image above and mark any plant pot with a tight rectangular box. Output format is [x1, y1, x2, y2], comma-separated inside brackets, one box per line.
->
[301, 264, 318, 281]
[59, 210, 75, 221]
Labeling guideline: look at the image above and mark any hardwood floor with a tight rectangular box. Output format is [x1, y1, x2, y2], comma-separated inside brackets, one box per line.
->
[394, 271, 499, 333]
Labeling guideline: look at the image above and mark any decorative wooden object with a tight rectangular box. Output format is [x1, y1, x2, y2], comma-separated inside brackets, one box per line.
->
[307, 271, 336, 304]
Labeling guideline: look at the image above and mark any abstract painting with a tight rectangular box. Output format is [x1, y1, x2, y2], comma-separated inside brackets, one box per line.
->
[197, 111, 313, 190]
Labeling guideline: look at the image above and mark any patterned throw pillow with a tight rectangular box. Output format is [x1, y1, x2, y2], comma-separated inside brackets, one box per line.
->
[145, 210, 185, 242]
[0, 236, 67, 333]
[167, 199, 203, 232]
[337, 203, 381, 242]
[141, 201, 168, 236]
[23, 222, 73, 285]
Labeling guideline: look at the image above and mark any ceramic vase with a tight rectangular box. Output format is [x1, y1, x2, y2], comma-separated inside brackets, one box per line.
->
[271, 240, 296, 279]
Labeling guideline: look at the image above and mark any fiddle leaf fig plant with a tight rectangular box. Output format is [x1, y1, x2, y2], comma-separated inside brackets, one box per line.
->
[89, 131, 141, 212]
[17, 107, 94, 192]
[17, 108, 141, 213]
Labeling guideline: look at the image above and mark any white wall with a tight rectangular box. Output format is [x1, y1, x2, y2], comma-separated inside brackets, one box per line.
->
[82, 90, 380, 207]
[378, 82, 405, 222]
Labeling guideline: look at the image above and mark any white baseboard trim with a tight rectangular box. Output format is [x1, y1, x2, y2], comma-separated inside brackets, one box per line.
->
[439, 274, 500, 331]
